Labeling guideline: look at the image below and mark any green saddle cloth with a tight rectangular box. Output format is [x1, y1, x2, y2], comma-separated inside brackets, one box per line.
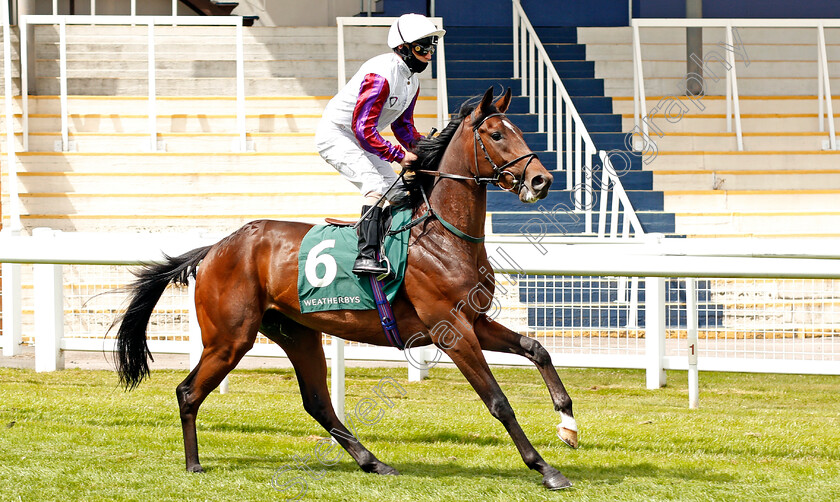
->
[297, 208, 412, 314]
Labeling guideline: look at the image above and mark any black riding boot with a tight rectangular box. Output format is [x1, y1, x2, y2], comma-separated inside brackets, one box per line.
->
[353, 205, 390, 277]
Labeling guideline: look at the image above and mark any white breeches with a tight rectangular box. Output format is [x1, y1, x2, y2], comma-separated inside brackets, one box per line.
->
[315, 120, 402, 199]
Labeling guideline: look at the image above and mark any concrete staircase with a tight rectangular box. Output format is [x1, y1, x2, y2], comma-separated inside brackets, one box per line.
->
[581, 26, 840, 238]
[443, 26, 676, 237]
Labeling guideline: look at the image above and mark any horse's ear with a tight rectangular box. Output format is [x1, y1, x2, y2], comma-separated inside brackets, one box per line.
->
[494, 87, 512, 113]
[479, 87, 495, 114]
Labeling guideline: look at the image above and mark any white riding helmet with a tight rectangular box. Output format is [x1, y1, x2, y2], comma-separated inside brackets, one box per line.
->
[387, 13, 446, 49]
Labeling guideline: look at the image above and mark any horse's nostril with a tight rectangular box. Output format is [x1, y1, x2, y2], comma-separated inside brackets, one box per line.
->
[531, 175, 549, 191]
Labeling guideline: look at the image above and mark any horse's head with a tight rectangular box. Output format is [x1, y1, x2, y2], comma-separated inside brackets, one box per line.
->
[465, 87, 553, 202]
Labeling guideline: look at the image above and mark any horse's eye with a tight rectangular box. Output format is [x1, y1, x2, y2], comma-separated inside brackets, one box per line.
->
[491, 132, 503, 141]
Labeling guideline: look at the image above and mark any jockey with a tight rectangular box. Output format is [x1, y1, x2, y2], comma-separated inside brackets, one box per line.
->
[315, 13, 445, 277]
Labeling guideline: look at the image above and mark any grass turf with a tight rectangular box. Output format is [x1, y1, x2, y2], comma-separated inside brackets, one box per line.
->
[0, 365, 838, 501]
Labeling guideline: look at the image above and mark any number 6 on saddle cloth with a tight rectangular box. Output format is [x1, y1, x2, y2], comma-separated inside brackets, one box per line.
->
[297, 207, 413, 348]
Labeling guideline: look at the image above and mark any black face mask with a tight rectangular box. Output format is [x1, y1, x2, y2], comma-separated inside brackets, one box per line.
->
[396, 46, 429, 73]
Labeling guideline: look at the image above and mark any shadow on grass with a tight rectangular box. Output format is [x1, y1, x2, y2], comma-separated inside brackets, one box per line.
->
[203, 455, 735, 487]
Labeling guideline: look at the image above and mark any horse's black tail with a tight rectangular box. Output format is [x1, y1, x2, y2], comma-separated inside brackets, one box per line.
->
[114, 245, 213, 390]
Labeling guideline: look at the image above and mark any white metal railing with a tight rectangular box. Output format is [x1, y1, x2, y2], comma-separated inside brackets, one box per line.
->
[632, 19, 840, 152]
[3, 232, 840, 414]
[512, 0, 643, 238]
[50, 1, 179, 16]
[336, 17, 449, 132]
[1, 0, 20, 231]
[18, 15, 247, 154]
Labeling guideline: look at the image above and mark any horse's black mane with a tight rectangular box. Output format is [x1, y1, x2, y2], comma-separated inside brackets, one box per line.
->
[403, 97, 495, 208]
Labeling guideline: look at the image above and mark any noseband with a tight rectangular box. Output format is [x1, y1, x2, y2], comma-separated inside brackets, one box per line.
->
[415, 112, 539, 191]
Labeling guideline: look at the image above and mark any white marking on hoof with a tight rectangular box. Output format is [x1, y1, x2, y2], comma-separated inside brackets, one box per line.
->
[556, 413, 579, 449]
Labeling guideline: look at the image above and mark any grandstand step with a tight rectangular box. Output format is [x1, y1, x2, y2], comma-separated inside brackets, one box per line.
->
[6, 192, 362, 215]
[610, 96, 831, 116]
[621, 115, 832, 134]
[645, 152, 840, 171]
[5, 171, 353, 194]
[0, 96, 340, 115]
[445, 26, 577, 44]
[605, 77, 840, 99]
[7, 152, 327, 172]
[0, 213, 344, 234]
[673, 212, 840, 238]
[450, 96, 614, 115]
[651, 133, 833, 152]
[489, 169, 652, 191]
[33, 59, 435, 79]
[488, 189, 663, 212]
[578, 26, 840, 46]
[654, 171, 840, 191]
[594, 60, 840, 80]
[0, 114, 436, 136]
[445, 43, 587, 61]
[447, 60, 594, 79]
[33, 77, 440, 97]
[664, 190, 840, 212]
[491, 210, 675, 235]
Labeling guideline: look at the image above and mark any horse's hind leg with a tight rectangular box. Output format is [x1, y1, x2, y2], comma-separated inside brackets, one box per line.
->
[474, 315, 578, 449]
[176, 307, 260, 472]
[273, 322, 398, 476]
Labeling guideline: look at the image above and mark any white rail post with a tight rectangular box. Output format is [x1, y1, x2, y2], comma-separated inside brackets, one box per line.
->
[686, 277, 699, 409]
[59, 17, 68, 151]
[818, 28, 825, 133]
[33, 229, 64, 372]
[818, 24, 837, 150]
[331, 337, 345, 422]
[407, 346, 428, 382]
[632, 21, 640, 137]
[528, 35, 535, 113]
[337, 18, 346, 91]
[235, 18, 246, 152]
[19, 17, 28, 153]
[520, 17, 527, 96]
[537, 52, 544, 133]
[1, 256, 22, 356]
[512, 1, 519, 79]
[645, 274, 666, 389]
[147, 21, 157, 152]
[2, 2, 21, 231]
[632, 22, 648, 138]
[726, 25, 744, 151]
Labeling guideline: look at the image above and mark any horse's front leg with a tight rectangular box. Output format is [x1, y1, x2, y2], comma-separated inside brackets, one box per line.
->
[474, 315, 578, 449]
[441, 323, 572, 490]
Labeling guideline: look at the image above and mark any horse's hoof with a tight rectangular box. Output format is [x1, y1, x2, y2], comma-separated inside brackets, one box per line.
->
[543, 471, 573, 490]
[187, 464, 204, 473]
[557, 424, 579, 449]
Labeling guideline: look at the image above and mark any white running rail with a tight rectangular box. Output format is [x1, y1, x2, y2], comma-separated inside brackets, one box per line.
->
[512, 0, 644, 238]
[632, 19, 840, 152]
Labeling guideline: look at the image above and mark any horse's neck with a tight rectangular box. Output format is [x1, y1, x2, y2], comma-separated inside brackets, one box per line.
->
[428, 147, 487, 245]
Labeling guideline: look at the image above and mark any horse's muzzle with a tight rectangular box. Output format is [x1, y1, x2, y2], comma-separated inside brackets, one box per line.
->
[519, 170, 553, 203]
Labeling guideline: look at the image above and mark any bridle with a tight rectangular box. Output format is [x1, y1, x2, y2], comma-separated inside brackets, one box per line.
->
[414, 112, 539, 192]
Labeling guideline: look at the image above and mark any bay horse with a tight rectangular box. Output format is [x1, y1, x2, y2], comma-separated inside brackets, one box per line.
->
[114, 88, 578, 490]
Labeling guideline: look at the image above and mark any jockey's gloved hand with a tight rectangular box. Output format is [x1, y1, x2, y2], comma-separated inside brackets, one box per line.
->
[399, 151, 418, 170]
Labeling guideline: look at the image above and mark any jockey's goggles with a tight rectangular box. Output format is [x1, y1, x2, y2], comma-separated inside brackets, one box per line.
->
[411, 36, 437, 57]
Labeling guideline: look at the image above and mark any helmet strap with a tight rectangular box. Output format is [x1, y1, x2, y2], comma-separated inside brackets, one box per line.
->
[395, 46, 429, 74]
